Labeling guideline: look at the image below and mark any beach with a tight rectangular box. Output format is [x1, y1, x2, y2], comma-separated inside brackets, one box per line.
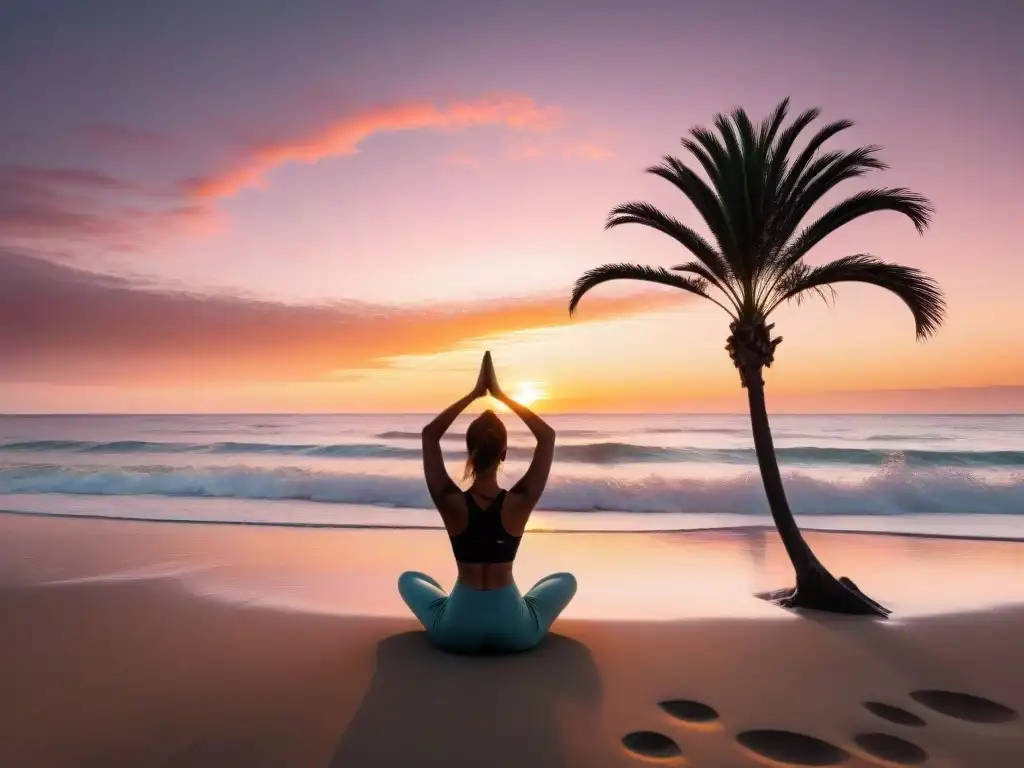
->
[2, 512, 1022, 767]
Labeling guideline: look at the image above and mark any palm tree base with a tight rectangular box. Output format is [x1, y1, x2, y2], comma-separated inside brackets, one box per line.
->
[758, 575, 891, 618]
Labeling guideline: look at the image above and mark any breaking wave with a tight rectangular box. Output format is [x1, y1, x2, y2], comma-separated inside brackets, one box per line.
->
[0, 462, 1021, 516]
[1, 439, 1022, 468]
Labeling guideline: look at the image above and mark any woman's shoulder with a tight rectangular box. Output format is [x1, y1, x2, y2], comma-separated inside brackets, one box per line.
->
[499, 489, 533, 534]
[437, 489, 470, 534]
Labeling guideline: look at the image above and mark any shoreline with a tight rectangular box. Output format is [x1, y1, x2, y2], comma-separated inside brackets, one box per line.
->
[2, 505, 1023, 543]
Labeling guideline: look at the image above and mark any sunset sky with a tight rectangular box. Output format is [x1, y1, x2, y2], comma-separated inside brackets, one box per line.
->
[1, 0, 1022, 413]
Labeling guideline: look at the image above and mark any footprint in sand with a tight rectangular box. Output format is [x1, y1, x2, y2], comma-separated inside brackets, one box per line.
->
[735, 729, 849, 767]
[863, 701, 927, 727]
[658, 699, 720, 725]
[853, 732, 928, 765]
[909, 689, 1019, 724]
[621, 730, 682, 760]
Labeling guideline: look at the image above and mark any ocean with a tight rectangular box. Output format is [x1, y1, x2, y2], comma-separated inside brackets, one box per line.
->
[0, 413, 1022, 539]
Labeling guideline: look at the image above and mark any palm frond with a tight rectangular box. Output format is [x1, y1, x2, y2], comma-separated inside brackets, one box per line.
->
[776, 119, 856, 205]
[605, 199, 732, 286]
[681, 128, 743, 258]
[763, 146, 889, 272]
[792, 146, 888, 196]
[758, 98, 791, 153]
[732, 106, 770, 255]
[712, 111, 756, 265]
[686, 126, 731, 183]
[670, 260, 724, 284]
[757, 146, 890, 310]
[767, 254, 946, 339]
[763, 105, 821, 197]
[758, 103, 823, 272]
[679, 136, 722, 187]
[568, 263, 713, 316]
[755, 100, 793, 237]
[640, 159, 735, 265]
[778, 188, 933, 271]
[671, 261, 739, 313]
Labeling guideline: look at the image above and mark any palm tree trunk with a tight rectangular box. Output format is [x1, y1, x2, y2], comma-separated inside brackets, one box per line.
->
[745, 379, 817, 572]
[745, 379, 890, 617]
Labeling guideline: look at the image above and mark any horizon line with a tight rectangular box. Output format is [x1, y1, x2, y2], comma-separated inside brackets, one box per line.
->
[1, 411, 1022, 418]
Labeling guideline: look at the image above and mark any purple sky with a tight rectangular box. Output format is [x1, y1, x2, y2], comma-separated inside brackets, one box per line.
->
[1, 0, 1022, 412]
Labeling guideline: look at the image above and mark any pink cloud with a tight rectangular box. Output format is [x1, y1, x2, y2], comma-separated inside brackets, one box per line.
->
[0, 165, 218, 246]
[3, 95, 600, 247]
[0, 166, 125, 239]
[183, 93, 562, 200]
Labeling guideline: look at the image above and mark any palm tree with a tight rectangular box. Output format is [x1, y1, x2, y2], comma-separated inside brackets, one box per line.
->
[568, 99, 945, 617]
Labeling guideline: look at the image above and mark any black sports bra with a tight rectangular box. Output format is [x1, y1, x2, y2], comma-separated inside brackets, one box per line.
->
[449, 490, 522, 564]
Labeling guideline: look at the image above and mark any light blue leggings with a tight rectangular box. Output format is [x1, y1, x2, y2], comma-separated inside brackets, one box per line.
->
[398, 571, 578, 654]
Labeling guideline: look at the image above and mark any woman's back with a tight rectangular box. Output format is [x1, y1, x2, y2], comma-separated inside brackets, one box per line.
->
[449, 491, 520, 563]
[449, 490, 522, 590]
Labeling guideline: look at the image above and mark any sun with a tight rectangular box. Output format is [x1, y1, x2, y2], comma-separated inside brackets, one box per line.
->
[489, 381, 546, 411]
[511, 381, 544, 407]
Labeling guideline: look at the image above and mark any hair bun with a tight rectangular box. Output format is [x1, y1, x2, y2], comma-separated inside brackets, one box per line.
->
[463, 410, 508, 481]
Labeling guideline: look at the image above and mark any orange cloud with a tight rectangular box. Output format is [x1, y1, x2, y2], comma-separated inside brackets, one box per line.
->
[184, 93, 561, 200]
[0, 248, 684, 385]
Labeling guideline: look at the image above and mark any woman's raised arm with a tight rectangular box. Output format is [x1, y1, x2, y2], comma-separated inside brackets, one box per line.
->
[421, 353, 489, 507]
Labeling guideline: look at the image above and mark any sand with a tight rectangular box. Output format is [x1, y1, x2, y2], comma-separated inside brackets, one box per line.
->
[1, 513, 1022, 767]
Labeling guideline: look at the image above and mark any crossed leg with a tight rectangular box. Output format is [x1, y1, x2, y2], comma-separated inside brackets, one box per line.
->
[397, 571, 447, 630]
[488, 572, 578, 653]
[524, 572, 578, 634]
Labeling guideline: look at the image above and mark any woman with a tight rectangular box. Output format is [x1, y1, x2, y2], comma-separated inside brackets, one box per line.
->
[398, 351, 577, 654]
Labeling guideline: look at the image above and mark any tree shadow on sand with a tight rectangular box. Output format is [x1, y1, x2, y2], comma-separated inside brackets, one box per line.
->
[329, 631, 602, 768]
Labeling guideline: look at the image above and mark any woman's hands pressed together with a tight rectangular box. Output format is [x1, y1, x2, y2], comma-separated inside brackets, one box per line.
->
[471, 351, 491, 399]
[471, 351, 505, 401]
[483, 351, 505, 401]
